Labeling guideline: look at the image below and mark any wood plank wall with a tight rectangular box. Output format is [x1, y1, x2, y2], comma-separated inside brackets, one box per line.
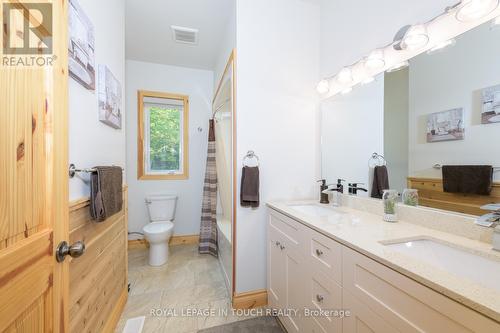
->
[68, 187, 128, 333]
[408, 177, 500, 216]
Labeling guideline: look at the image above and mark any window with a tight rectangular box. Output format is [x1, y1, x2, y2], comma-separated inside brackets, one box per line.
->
[138, 90, 189, 180]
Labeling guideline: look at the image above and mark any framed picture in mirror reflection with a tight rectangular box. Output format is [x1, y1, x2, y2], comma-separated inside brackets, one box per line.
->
[426, 108, 465, 143]
[481, 84, 500, 124]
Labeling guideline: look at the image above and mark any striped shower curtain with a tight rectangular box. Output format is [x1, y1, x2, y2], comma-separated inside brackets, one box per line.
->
[198, 119, 218, 256]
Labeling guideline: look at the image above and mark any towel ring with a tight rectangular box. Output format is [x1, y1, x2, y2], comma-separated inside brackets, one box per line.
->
[368, 152, 387, 168]
[243, 150, 259, 167]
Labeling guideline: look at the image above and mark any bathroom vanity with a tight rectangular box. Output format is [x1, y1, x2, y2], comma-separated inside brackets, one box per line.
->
[267, 198, 500, 333]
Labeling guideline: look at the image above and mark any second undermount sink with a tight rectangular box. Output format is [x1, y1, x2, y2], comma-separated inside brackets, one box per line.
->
[385, 239, 500, 292]
[288, 204, 339, 217]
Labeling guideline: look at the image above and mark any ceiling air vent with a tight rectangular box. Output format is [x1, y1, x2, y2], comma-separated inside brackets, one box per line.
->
[171, 25, 198, 45]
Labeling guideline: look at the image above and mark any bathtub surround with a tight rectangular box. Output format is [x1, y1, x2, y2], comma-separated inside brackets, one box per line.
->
[125, 61, 213, 238]
[69, 0, 126, 200]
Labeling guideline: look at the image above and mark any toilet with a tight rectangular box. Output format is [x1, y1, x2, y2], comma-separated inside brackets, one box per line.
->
[143, 194, 177, 266]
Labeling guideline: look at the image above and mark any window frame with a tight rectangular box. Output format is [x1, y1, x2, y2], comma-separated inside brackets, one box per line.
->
[137, 90, 189, 180]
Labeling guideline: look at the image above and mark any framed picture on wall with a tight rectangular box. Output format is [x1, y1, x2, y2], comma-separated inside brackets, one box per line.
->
[481, 84, 500, 124]
[98, 65, 122, 129]
[426, 108, 465, 143]
[68, 0, 96, 90]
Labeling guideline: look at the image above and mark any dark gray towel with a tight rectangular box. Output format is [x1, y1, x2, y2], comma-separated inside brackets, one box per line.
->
[442, 165, 493, 195]
[371, 165, 389, 199]
[90, 166, 123, 222]
[240, 166, 259, 208]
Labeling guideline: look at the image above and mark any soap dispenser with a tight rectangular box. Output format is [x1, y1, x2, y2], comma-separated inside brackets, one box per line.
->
[317, 179, 329, 204]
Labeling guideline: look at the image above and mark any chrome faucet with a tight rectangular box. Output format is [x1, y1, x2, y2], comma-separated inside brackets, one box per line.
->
[322, 179, 345, 207]
[475, 204, 500, 251]
[348, 183, 368, 195]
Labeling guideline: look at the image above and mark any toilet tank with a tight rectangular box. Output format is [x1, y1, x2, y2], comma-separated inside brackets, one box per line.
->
[146, 195, 177, 222]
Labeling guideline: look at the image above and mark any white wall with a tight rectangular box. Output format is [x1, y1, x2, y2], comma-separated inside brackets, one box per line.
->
[409, 23, 500, 181]
[69, 0, 126, 200]
[126, 60, 213, 237]
[213, 0, 236, 88]
[384, 68, 409, 193]
[235, 0, 320, 293]
[321, 76, 385, 194]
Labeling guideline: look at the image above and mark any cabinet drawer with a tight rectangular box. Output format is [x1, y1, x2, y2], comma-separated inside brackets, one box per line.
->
[269, 210, 306, 250]
[305, 270, 342, 332]
[343, 288, 398, 333]
[307, 229, 342, 284]
[342, 246, 500, 333]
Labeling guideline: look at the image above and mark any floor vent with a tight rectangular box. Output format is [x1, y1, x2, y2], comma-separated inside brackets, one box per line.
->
[171, 25, 198, 44]
[122, 316, 145, 333]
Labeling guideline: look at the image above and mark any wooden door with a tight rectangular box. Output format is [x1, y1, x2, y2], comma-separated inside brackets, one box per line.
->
[0, 1, 69, 332]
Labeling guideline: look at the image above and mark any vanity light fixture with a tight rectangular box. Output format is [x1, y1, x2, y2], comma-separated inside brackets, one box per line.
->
[401, 24, 429, 50]
[316, 79, 330, 94]
[337, 67, 354, 84]
[341, 87, 353, 95]
[387, 61, 409, 73]
[491, 15, 500, 28]
[364, 49, 385, 70]
[455, 0, 499, 22]
[361, 77, 375, 85]
[427, 38, 457, 54]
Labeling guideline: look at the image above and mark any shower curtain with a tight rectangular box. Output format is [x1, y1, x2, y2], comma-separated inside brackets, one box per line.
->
[198, 119, 218, 256]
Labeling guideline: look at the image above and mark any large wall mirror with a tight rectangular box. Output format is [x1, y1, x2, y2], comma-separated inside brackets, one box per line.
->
[321, 19, 500, 216]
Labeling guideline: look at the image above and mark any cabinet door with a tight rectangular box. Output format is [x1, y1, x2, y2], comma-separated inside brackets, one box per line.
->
[268, 227, 286, 309]
[343, 289, 398, 333]
[282, 244, 306, 333]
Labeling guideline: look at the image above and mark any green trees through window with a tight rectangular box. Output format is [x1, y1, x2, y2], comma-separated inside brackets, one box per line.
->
[148, 106, 181, 171]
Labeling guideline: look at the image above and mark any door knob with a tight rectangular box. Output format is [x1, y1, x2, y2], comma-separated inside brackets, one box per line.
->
[56, 240, 85, 262]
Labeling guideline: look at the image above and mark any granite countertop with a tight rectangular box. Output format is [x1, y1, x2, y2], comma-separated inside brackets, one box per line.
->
[267, 200, 500, 323]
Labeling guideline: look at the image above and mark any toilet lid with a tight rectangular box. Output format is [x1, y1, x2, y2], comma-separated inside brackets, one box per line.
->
[143, 221, 174, 233]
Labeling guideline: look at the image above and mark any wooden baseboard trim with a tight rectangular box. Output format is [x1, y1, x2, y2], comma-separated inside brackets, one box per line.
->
[127, 234, 199, 249]
[170, 234, 199, 246]
[128, 238, 149, 249]
[102, 287, 128, 333]
[232, 289, 268, 309]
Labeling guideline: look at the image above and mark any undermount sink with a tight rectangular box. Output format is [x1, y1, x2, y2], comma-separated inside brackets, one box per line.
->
[385, 239, 500, 292]
[288, 204, 338, 217]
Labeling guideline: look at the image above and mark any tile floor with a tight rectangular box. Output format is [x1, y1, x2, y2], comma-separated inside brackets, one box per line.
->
[115, 245, 257, 333]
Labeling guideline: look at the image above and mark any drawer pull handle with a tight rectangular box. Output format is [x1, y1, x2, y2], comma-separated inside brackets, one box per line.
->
[280, 244, 285, 250]
[315, 249, 324, 256]
[316, 294, 324, 302]
[275, 241, 281, 247]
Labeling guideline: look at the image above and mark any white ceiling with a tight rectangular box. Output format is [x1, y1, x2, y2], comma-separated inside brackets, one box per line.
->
[125, 0, 234, 70]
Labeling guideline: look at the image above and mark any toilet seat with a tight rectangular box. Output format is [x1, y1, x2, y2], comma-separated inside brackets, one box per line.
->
[143, 221, 174, 243]
[143, 221, 174, 234]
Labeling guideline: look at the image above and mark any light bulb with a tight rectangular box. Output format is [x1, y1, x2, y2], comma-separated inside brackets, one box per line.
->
[491, 15, 500, 29]
[456, 0, 499, 22]
[337, 67, 353, 84]
[341, 87, 353, 95]
[361, 77, 375, 85]
[387, 61, 409, 73]
[316, 79, 330, 94]
[401, 24, 429, 50]
[427, 39, 456, 54]
[364, 49, 385, 70]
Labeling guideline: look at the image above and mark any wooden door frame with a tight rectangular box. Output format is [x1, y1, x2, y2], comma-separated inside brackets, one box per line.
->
[51, 1, 70, 331]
